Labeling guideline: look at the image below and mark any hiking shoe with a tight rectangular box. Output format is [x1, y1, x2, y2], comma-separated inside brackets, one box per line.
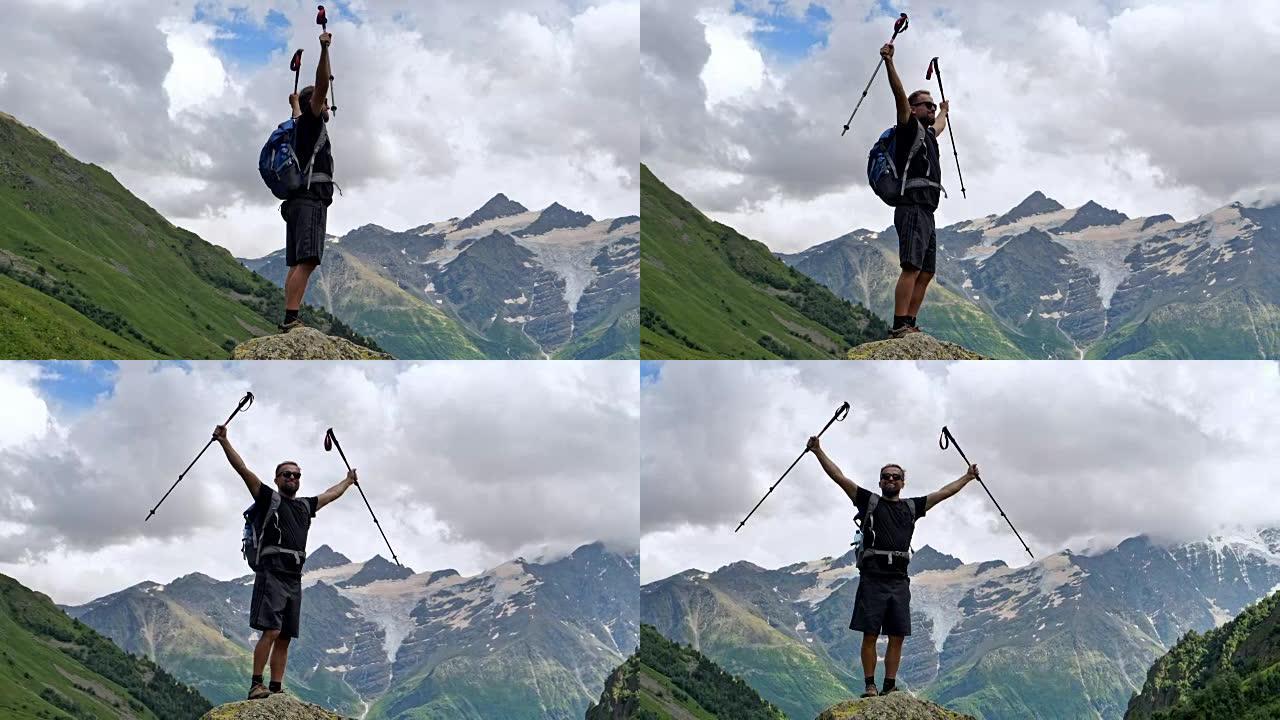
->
[888, 325, 912, 339]
[278, 319, 306, 333]
[247, 683, 271, 700]
[905, 325, 922, 334]
[860, 684, 879, 698]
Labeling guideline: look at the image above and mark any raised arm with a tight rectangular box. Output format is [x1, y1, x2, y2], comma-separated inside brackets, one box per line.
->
[316, 468, 358, 511]
[924, 464, 978, 511]
[214, 425, 261, 498]
[882, 44, 910, 125]
[290, 92, 302, 120]
[807, 436, 861, 505]
[933, 99, 949, 135]
[310, 33, 332, 117]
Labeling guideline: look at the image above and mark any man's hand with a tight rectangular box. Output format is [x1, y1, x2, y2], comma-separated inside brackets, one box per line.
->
[939, 99, 950, 114]
[880, 43, 895, 62]
[346, 468, 359, 486]
[213, 425, 228, 444]
[289, 92, 300, 106]
[807, 436, 822, 453]
[320, 32, 333, 48]
[962, 463, 979, 481]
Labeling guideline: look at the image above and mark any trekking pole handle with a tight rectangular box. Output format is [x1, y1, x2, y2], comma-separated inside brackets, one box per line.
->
[893, 13, 909, 37]
[317, 5, 327, 31]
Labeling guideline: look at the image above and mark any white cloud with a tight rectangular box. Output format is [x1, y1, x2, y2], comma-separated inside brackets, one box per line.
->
[0, 361, 639, 604]
[640, 360, 1280, 583]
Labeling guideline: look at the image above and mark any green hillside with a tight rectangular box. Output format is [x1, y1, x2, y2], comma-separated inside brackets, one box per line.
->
[1125, 591, 1280, 720]
[636, 624, 785, 720]
[640, 165, 887, 359]
[0, 110, 378, 359]
[0, 574, 209, 720]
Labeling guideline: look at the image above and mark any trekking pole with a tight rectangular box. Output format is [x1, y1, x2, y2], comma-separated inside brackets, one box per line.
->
[840, 13, 909, 137]
[939, 427, 1033, 558]
[317, 6, 337, 115]
[290, 49, 304, 94]
[736, 402, 850, 532]
[324, 428, 400, 566]
[145, 392, 254, 522]
[927, 57, 966, 198]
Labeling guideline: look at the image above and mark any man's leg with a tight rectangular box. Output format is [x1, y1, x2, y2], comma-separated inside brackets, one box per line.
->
[894, 269, 920, 319]
[861, 632, 879, 692]
[252, 629, 278, 677]
[268, 635, 292, 686]
[906, 271, 934, 318]
[883, 635, 905, 690]
[284, 260, 317, 313]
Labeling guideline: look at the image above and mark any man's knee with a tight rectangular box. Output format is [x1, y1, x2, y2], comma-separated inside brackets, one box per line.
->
[274, 635, 292, 647]
[918, 271, 935, 283]
[260, 628, 281, 642]
[862, 632, 879, 645]
[898, 267, 920, 280]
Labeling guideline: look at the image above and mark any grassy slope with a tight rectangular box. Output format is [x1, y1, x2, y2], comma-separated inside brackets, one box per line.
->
[1126, 591, 1280, 720]
[640, 164, 887, 359]
[0, 110, 375, 359]
[0, 574, 209, 720]
[314, 251, 486, 359]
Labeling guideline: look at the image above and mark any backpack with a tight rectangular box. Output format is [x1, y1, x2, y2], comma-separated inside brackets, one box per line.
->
[851, 493, 918, 569]
[242, 489, 281, 571]
[258, 117, 331, 200]
[866, 123, 946, 207]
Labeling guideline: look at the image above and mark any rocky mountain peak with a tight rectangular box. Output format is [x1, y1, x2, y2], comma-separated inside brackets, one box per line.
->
[910, 545, 964, 573]
[456, 193, 529, 230]
[337, 554, 414, 588]
[515, 202, 596, 236]
[993, 190, 1065, 227]
[1057, 200, 1129, 233]
[199, 693, 346, 719]
[816, 694, 976, 719]
[306, 545, 351, 571]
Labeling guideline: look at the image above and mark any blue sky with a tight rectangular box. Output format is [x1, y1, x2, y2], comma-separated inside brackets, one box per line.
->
[192, 1, 360, 68]
[732, 1, 833, 60]
[34, 362, 118, 414]
[640, 361, 662, 386]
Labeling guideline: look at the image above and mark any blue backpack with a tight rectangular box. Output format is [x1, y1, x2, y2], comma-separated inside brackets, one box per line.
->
[867, 123, 945, 206]
[258, 117, 330, 200]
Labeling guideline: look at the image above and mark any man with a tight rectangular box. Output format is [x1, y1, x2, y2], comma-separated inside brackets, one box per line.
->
[807, 435, 977, 697]
[881, 42, 950, 339]
[213, 424, 357, 700]
[279, 30, 336, 332]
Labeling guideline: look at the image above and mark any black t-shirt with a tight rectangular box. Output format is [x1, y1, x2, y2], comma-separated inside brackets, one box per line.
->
[254, 485, 318, 575]
[855, 486, 927, 577]
[893, 117, 942, 210]
[291, 105, 334, 205]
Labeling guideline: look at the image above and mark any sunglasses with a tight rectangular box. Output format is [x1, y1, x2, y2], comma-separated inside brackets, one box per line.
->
[278, 471, 302, 480]
[912, 101, 937, 111]
[880, 472, 903, 481]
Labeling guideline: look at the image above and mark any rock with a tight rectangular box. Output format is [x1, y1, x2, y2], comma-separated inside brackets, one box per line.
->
[200, 693, 351, 720]
[816, 694, 976, 720]
[846, 332, 987, 360]
[231, 326, 393, 360]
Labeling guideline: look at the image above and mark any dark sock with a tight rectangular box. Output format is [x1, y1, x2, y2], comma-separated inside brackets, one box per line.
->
[865, 675, 876, 688]
[883, 678, 896, 691]
[269, 681, 282, 693]
[907, 316, 917, 327]
[251, 675, 263, 687]
[283, 309, 299, 324]
[892, 315, 909, 330]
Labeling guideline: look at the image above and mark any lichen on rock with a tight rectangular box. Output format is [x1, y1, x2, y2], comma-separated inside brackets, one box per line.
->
[231, 326, 393, 360]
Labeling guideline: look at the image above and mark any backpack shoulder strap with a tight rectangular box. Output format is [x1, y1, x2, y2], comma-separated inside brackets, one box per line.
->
[254, 489, 281, 566]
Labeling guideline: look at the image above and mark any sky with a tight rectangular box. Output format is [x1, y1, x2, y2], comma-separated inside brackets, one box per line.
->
[641, 0, 1280, 253]
[0, 0, 639, 259]
[639, 360, 1280, 583]
[0, 361, 639, 604]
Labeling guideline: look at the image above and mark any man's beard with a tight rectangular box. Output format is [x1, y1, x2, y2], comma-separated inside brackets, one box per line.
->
[280, 482, 298, 497]
[882, 487, 901, 499]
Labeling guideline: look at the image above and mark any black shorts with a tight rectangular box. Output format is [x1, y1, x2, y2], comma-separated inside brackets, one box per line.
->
[850, 574, 911, 636]
[894, 204, 936, 273]
[249, 570, 303, 639]
[282, 198, 327, 267]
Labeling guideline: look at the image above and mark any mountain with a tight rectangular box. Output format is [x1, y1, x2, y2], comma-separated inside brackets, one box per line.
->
[641, 529, 1280, 720]
[779, 192, 1280, 359]
[0, 573, 210, 720]
[241, 194, 640, 360]
[0, 110, 377, 359]
[639, 164, 888, 359]
[1125, 590, 1280, 719]
[69, 542, 640, 720]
